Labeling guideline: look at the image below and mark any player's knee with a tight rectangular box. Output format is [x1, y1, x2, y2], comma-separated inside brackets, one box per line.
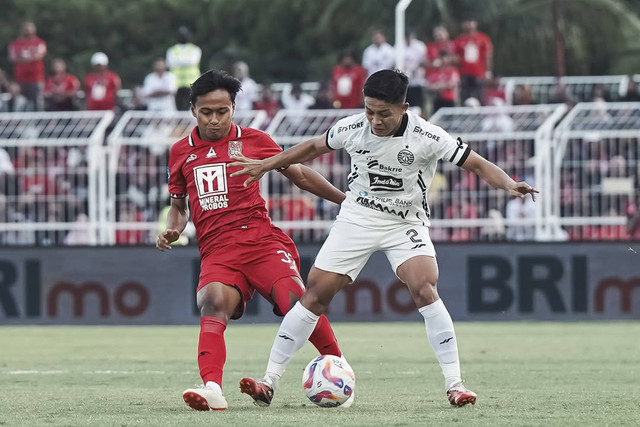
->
[410, 280, 439, 306]
[300, 290, 330, 315]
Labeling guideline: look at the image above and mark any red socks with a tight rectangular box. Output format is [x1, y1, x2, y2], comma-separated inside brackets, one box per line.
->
[309, 314, 342, 357]
[198, 316, 227, 386]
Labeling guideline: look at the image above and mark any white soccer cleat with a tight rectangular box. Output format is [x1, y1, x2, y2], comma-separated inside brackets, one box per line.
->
[182, 386, 228, 411]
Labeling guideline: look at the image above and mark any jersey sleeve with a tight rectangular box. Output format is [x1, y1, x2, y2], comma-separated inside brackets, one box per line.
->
[431, 124, 471, 167]
[325, 113, 365, 150]
[168, 144, 187, 198]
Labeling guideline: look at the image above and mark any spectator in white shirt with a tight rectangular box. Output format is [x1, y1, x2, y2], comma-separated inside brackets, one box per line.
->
[232, 61, 259, 111]
[362, 29, 395, 76]
[403, 30, 427, 112]
[142, 59, 177, 111]
[281, 82, 315, 111]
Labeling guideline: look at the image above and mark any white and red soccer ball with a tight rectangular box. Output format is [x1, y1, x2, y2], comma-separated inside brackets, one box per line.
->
[302, 355, 355, 407]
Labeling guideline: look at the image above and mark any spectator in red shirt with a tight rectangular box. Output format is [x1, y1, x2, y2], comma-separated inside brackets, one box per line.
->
[44, 58, 80, 111]
[426, 50, 460, 114]
[426, 25, 455, 80]
[252, 85, 281, 129]
[454, 19, 493, 104]
[331, 51, 367, 109]
[84, 52, 122, 111]
[8, 21, 47, 111]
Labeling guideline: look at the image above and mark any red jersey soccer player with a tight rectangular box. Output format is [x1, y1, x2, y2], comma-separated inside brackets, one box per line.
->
[156, 70, 347, 411]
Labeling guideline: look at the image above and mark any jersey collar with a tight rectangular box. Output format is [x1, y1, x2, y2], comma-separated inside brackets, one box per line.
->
[392, 113, 409, 137]
[188, 123, 242, 147]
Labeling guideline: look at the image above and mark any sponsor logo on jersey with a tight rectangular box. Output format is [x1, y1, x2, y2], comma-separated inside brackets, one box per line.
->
[228, 140, 242, 157]
[186, 153, 197, 163]
[412, 126, 441, 141]
[336, 121, 364, 134]
[193, 164, 229, 211]
[355, 196, 409, 218]
[368, 172, 403, 192]
[397, 149, 415, 166]
[378, 163, 402, 173]
[206, 147, 217, 158]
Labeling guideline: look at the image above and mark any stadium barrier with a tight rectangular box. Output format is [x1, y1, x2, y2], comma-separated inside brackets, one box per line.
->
[0, 111, 114, 245]
[549, 102, 640, 240]
[1, 242, 637, 324]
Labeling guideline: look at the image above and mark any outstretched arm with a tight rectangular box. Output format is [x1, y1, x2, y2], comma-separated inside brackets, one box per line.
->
[462, 151, 539, 200]
[281, 163, 346, 205]
[156, 197, 189, 251]
[229, 134, 331, 186]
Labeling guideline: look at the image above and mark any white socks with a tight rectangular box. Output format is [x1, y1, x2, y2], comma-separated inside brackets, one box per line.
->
[419, 299, 461, 390]
[264, 301, 319, 389]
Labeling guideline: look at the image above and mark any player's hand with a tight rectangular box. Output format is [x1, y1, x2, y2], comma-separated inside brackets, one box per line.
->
[510, 181, 539, 201]
[156, 229, 181, 251]
[229, 154, 268, 186]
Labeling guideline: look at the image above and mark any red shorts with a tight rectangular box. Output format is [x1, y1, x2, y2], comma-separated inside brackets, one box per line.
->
[198, 231, 302, 319]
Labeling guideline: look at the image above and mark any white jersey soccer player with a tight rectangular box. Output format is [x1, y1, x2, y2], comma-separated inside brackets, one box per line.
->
[232, 69, 537, 408]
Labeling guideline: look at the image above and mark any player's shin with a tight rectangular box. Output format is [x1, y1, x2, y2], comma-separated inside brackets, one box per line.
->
[265, 301, 319, 389]
[198, 316, 227, 390]
[418, 299, 462, 390]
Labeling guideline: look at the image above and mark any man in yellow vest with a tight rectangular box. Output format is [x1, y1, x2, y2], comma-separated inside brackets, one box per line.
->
[166, 26, 202, 110]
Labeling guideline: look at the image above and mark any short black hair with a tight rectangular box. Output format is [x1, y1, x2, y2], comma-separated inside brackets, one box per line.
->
[190, 69, 242, 105]
[363, 69, 408, 104]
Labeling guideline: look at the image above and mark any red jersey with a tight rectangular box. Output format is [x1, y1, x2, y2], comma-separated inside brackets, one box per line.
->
[84, 71, 121, 110]
[9, 37, 47, 83]
[45, 73, 80, 96]
[168, 124, 284, 257]
[331, 65, 367, 109]
[427, 67, 460, 101]
[454, 32, 493, 77]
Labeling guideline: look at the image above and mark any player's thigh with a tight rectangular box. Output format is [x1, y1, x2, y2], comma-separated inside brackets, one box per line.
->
[314, 219, 379, 282]
[395, 255, 440, 305]
[302, 266, 352, 309]
[381, 224, 436, 277]
[198, 256, 252, 320]
[196, 281, 244, 319]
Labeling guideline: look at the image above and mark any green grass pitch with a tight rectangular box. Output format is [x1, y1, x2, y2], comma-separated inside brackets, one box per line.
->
[1, 322, 639, 426]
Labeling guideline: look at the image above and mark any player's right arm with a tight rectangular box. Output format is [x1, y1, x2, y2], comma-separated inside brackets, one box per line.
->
[229, 134, 330, 186]
[156, 197, 189, 251]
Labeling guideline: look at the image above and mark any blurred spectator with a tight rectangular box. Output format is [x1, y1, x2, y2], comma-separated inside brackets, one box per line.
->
[403, 30, 427, 112]
[63, 213, 97, 245]
[142, 58, 177, 111]
[281, 82, 315, 110]
[310, 82, 334, 109]
[166, 26, 201, 110]
[454, 19, 493, 104]
[481, 98, 514, 133]
[0, 81, 32, 112]
[362, 28, 395, 76]
[84, 52, 122, 111]
[505, 196, 536, 241]
[43, 58, 80, 111]
[483, 75, 505, 106]
[591, 84, 609, 102]
[426, 25, 455, 74]
[513, 84, 536, 105]
[481, 209, 506, 241]
[627, 195, 640, 238]
[426, 50, 459, 113]
[331, 50, 367, 109]
[0, 68, 9, 93]
[8, 21, 47, 111]
[622, 77, 640, 102]
[232, 61, 258, 111]
[253, 85, 281, 129]
[550, 80, 576, 106]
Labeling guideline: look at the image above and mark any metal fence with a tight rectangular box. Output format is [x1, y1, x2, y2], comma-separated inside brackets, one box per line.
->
[0, 111, 114, 245]
[550, 102, 640, 240]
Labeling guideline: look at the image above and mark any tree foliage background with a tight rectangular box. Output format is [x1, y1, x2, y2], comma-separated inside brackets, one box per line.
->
[1, 0, 639, 87]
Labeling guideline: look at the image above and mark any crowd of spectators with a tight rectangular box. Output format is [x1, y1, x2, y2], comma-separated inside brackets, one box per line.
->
[1, 19, 639, 245]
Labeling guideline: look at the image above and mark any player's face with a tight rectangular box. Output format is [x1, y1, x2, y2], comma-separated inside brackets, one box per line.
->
[364, 97, 408, 137]
[191, 89, 235, 142]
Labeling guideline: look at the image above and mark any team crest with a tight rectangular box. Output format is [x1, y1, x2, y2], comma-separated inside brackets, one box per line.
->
[228, 140, 243, 157]
[397, 149, 415, 166]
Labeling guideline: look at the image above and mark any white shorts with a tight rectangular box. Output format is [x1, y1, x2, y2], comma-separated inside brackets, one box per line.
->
[314, 219, 436, 281]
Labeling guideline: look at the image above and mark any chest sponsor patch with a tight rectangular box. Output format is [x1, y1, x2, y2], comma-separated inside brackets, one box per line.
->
[193, 163, 229, 211]
[368, 172, 403, 192]
[228, 140, 242, 157]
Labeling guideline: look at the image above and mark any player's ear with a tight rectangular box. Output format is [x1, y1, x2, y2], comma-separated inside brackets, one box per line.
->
[401, 102, 410, 113]
[190, 103, 197, 119]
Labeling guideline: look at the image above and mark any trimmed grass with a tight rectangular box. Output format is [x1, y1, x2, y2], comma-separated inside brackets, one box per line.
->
[1, 322, 639, 426]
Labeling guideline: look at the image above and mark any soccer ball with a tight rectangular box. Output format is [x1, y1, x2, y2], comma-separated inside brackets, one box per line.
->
[302, 355, 355, 407]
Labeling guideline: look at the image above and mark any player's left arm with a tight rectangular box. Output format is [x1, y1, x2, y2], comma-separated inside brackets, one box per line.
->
[461, 150, 538, 200]
[280, 164, 346, 205]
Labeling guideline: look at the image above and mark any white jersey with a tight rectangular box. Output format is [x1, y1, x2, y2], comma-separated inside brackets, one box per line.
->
[326, 110, 470, 228]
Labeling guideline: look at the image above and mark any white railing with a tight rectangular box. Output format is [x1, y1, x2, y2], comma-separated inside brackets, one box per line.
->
[550, 102, 640, 240]
[0, 111, 114, 245]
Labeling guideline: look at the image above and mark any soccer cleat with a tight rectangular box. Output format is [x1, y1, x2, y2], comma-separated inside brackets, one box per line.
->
[182, 386, 228, 411]
[239, 377, 274, 407]
[447, 382, 477, 407]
